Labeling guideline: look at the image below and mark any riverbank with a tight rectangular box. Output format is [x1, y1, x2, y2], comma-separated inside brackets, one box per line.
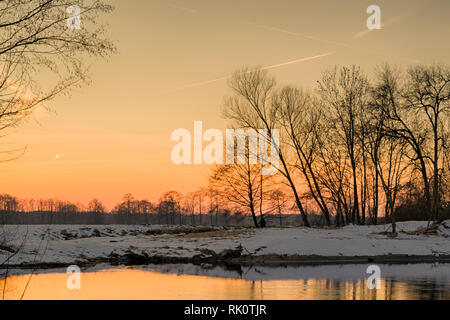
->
[1, 220, 449, 269]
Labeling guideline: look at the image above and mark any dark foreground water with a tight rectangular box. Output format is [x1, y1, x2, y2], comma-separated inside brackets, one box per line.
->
[1, 263, 449, 300]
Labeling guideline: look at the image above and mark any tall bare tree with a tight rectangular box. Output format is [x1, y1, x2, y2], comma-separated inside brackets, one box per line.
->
[373, 65, 449, 223]
[318, 66, 371, 225]
[0, 0, 115, 157]
[223, 67, 310, 227]
[275, 87, 332, 225]
[404, 65, 450, 222]
[376, 135, 409, 233]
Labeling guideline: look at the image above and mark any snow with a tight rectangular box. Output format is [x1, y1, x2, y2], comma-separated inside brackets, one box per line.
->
[0, 221, 449, 267]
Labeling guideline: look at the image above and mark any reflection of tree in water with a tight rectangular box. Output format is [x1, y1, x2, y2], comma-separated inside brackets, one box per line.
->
[206, 262, 450, 300]
[0, 274, 21, 300]
[347, 278, 449, 300]
[279, 277, 450, 300]
[1, 265, 450, 299]
[394, 278, 450, 300]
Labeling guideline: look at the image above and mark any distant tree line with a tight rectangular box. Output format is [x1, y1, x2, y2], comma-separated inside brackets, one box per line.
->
[0, 191, 307, 226]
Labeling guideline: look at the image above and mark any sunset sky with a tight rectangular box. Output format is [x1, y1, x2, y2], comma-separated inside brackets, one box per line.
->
[1, 0, 449, 209]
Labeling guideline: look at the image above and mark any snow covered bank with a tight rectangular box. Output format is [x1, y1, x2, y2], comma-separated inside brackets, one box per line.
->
[0, 221, 449, 267]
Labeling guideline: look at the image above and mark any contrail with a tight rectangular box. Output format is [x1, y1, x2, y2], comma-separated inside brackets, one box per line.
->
[174, 52, 332, 91]
[248, 22, 352, 49]
[353, 14, 406, 39]
[169, 4, 197, 14]
[261, 52, 332, 71]
[353, 4, 421, 39]
[176, 75, 231, 90]
[247, 22, 300, 36]
[249, 21, 420, 63]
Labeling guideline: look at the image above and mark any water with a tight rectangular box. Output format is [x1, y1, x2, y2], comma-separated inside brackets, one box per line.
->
[1, 263, 449, 300]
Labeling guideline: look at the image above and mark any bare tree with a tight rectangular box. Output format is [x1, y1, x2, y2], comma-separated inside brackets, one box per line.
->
[0, 0, 115, 158]
[194, 189, 204, 226]
[318, 66, 371, 225]
[275, 86, 332, 225]
[183, 192, 197, 226]
[404, 65, 450, 222]
[373, 64, 449, 223]
[209, 143, 262, 228]
[363, 101, 385, 225]
[223, 67, 310, 227]
[315, 137, 353, 226]
[269, 189, 288, 226]
[376, 135, 409, 233]
[87, 198, 105, 213]
[157, 191, 182, 225]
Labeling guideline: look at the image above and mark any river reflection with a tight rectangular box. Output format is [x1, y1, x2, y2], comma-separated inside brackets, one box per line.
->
[1, 264, 449, 300]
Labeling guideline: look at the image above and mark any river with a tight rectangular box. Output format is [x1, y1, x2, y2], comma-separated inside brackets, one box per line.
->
[1, 263, 449, 300]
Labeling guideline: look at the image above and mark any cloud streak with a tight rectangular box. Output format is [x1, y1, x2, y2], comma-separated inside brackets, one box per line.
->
[261, 52, 332, 71]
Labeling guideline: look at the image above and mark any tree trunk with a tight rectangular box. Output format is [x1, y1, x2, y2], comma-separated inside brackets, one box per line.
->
[351, 159, 360, 225]
[374, 167, 379, 225]
[432, 113, 439, 223]
[279, 153, 310, 227]
[249, 198, 259, 228]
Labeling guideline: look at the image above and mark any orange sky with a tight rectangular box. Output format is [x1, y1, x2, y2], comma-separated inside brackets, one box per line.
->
[1, 0, 449, 209]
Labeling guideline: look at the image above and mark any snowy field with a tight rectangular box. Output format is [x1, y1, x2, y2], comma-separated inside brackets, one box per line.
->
[0, 220, 449, 267]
